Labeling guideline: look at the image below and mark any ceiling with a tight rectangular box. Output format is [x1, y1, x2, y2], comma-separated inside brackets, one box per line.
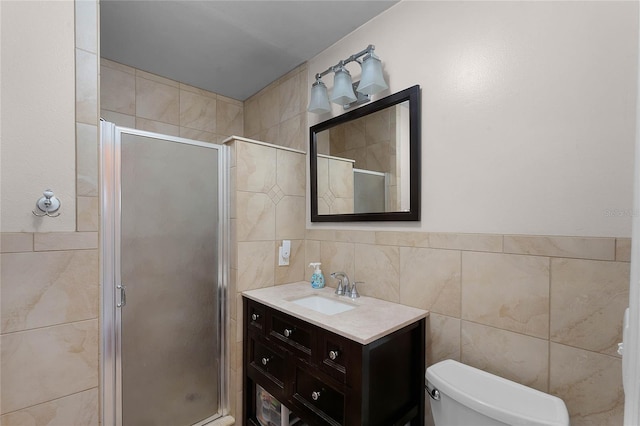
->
[100, 0, 399, 101]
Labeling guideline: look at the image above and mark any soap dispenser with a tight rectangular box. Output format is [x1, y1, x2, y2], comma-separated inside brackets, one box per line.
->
[309, 263, 325, 289]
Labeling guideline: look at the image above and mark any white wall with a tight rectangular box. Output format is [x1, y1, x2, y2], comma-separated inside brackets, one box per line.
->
[308, 1, 638, 237]
[1, 1, 76, 232]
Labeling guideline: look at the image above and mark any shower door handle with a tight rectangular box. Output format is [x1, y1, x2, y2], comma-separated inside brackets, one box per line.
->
[117, 284, 127, 308]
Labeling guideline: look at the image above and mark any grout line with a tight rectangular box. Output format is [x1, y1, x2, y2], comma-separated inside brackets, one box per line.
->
[0, 317, 98, 337]
[0, 387, 98, 417]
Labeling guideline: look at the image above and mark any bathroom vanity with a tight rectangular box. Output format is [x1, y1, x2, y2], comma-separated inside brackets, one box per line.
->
[242, 282, 427, 426]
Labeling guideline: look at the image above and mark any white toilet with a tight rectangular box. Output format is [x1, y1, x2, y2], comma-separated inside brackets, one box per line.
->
[425, 360, 570, 426]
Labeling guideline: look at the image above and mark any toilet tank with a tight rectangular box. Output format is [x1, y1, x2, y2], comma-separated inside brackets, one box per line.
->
[426, 360, 569, 426]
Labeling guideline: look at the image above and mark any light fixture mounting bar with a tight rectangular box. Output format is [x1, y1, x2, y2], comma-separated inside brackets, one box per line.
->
[314, 44, 376, 81]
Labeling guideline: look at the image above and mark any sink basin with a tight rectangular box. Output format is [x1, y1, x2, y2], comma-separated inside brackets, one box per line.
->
[291, 295, 356, 315]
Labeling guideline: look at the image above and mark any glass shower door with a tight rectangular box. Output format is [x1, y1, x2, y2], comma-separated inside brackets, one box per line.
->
[119, 132, 221, 426]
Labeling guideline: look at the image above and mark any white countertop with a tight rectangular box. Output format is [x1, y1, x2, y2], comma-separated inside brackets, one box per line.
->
[242, 282, 428, 345]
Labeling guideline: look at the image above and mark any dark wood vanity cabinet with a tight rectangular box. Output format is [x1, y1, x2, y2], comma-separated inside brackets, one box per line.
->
[243, 297, 426, 426]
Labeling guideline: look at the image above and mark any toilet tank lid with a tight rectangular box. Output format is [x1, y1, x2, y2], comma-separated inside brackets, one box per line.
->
[426, 360, 569, 426]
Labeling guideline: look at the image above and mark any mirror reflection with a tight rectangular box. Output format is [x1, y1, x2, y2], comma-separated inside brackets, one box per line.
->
[315, 101, 411, 214]
[310, 85, 420, 222]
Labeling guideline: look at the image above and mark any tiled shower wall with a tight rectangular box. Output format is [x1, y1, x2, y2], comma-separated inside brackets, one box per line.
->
[100, 59, 244, 142]
[1, 1, 100, 423]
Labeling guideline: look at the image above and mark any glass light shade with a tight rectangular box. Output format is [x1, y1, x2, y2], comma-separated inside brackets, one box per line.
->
[330, 68, 357, 105]
[307, 80, 331, 114]
[357, 53, 388, 96]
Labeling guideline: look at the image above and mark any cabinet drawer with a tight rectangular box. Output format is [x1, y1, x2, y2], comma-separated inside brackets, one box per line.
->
[294, 367, 344, 425]
[269, 312, 313, 359]
[318, 332, 352, 384]
[246, 299, 266, 334]
[248, 336, 286, 391]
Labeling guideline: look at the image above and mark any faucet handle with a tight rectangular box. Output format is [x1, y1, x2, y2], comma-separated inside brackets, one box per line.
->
[350, 281, 362, 299]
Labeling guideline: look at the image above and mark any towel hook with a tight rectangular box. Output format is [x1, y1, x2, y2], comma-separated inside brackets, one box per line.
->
[32, 189, 61, 218]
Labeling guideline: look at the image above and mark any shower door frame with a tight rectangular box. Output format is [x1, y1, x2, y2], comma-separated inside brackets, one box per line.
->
[100, 122, 230, 426]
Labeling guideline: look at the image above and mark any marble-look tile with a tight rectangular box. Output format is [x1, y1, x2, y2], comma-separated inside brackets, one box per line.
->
[76, 49, 98, 125]
[258, 125, 279, 146]
[236, 192, 275, 242]
[305, 229, 336, 242]
[504, 235, 615, 261]
[275, 196, 305, 240]
[328, 158, 354, 198]
[178, 82, 216, 97]
[400, 247, 461, 317]
[1, 388, 98, 426]
[243, 96, 260, 138]
[354, 244, 400, 302]
[276, 150, 305, 196]
[179, 127, 220, 144]
[217, 93, 243, 107]
[77, 197, 99, 232]
[279, 114, 305, 151]
[550, 259, 629, 356]
[99, 110, 135, 128]
[100, 58, 135, 74]
[365, 142, 391, 172]
[616, 238, 631, 262]
[461, 252, 549, 338]
[342, 120, 366, 151]
[100, 65, 135, 114]
[1, 320, 99, 413]
[134, 117, 180, 136]
[258, 87, 280, 132]
[136, 69, 179, 87]
[275, 240, 305, 285]
[135, 76, 179, 125]
[236, 142, 276, 192]
[229, 167, 237, 219]
[320, 241, 354, 284]
[429, 233, 503, 252]
[217, 100, 243, 137]
[461, 321, 549, 392]
[1, 250, 98, 333]
[237, 241, 275, 292]
[180, 90, 217, 133]
[278, 72, 302, 122]
[76, 123, 98, 197]
[332, 231, 376, 244]
[305, 240, 321, 266]
[375, 231, 430, 247]
[229, 219, 237, 269]
[364, 108, 391, 144]
[427, 314, 461, 366]
[1, 233, 33, 253]
[331, 198, 354, 215]
[34, 232, 98, 251]
[75, 1, 97, 54]
[550, 343, 623, 425]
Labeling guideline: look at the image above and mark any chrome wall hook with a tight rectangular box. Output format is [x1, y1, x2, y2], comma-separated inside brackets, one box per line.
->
[32, 189, 61, 217]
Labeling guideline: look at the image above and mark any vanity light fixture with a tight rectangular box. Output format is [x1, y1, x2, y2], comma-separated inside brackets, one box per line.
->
[307, 44, 389, 114]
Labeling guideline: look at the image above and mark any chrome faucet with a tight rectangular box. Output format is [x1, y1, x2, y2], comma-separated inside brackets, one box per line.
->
[330, 272, 350, 296]
[330, 272, 360, 299]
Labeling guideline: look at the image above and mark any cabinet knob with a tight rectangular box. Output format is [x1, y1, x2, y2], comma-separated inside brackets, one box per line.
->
[283, 328, 294, 338]
[261, 357, 270, 366]
[311, 391, 321, 401]
[251, 313, 260, 321]
[329, 350, 339, 360]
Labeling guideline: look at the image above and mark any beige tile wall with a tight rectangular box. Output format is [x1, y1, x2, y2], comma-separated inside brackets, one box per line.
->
[100, 59, 244, 143]
[243, 64, 308, 152]
[226, 138, 307, 420]
[0, 1, 100, 423]
[304, 230, 629, 425]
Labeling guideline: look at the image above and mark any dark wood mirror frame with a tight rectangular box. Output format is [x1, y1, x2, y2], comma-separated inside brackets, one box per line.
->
[310, 85, 421, 222]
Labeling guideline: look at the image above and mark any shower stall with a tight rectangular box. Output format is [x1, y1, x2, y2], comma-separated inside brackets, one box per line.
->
[100, 123, 229, 426]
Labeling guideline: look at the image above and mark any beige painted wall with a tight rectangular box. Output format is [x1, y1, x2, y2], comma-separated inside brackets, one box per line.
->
[1, 1, 77, 232]
[308, 1, 638, 237]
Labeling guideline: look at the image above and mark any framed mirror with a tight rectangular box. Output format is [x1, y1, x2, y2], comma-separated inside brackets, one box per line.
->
[310, 85, 421, 222]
